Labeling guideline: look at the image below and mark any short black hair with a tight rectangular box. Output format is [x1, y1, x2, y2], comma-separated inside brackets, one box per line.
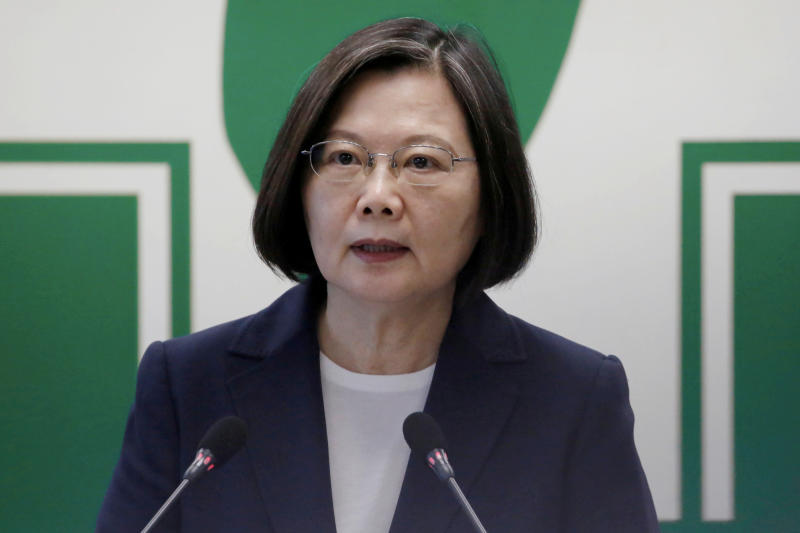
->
[252, 17, 537, 302]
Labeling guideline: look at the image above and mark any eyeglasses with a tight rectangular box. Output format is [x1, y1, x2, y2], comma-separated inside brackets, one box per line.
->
[300, 140, 477, 187]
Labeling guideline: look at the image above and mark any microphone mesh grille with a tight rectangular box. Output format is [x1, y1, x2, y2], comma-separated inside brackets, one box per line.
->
[197, 416, 248, 466]
[403, 411, 446, 454]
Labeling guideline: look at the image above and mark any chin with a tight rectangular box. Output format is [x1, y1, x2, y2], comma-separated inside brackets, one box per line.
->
[343, 282, 414, 304]
[327, 275, 455, 307]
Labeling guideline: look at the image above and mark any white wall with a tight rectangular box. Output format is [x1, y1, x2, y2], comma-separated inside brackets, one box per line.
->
[2, 0, 799, 520]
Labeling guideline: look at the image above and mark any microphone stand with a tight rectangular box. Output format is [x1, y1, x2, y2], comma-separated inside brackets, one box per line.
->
[446, 477, 488, 533]
[141, 479, 190, 533]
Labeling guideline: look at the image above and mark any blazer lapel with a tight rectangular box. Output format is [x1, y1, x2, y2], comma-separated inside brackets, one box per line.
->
[225, 283, 337, 533]
[220, 284, 524, 533]
[389, 295, 524, 533]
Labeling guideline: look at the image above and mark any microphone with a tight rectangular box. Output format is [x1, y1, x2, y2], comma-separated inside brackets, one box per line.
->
[403, 412, 488, 533]
[141, 416, 248, 533]
[183, 416, 248, 481]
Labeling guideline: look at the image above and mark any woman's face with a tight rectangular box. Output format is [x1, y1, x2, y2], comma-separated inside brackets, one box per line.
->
[302, 67, 482, 306]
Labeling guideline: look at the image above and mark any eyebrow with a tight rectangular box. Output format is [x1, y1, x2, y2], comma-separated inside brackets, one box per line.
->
[323, 129, 462, 155]
[403, 134, 458, 154]
[324, 129, 366, 145]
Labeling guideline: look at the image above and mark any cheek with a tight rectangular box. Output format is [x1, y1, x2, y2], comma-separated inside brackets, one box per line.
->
[301, 184, 326, 254]
[450, 189, 483, 263]
[302, 183, 351, 264]
[456, 210, 483, 262]
[449, 180, 482, 235]
[418, 193, 481, 262]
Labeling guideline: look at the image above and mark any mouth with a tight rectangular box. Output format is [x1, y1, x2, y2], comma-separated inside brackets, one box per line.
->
[350, 240, 409, 263]
[354, 243, 404, 253]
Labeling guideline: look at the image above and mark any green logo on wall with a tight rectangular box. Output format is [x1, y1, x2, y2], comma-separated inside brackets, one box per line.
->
[222, 0, 582, 190]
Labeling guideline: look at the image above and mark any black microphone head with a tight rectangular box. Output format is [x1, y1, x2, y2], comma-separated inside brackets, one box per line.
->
[198, 416, 248, 467]
[403, 411, 447, 454]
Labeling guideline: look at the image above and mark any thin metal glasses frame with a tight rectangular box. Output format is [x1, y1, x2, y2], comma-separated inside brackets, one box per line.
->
[300, 139, 477, 180]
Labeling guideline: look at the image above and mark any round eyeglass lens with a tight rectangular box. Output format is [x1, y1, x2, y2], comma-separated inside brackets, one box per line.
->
[394, 146, 453, 186]
[310, 141, 367, 181]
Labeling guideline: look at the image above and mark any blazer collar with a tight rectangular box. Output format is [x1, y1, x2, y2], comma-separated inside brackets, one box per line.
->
[227, 281, 528, 364]
[225, 282, 336, 533]
[389, 294, 524, 533]
[225, 281, 526, 533]
[227, 280, 323, 360]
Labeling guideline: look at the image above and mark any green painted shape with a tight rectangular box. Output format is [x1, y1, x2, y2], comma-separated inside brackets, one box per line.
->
[733, 195, 800, 530]
[681, 144, 704, 524]
[0, 142, 191, 529]
[223, 0, 581, 190]
[660, 522, 737, 533]
[0, 196, 137, 530]
[680, 141, 800, 530]
[0, 142, 191, 336]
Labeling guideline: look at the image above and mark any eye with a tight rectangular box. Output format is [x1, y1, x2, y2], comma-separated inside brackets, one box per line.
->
[329, 150, 361, 166]
[402, 151, 448, 172]
[395, 146, 453, 175]
[410, 155, 432, 169]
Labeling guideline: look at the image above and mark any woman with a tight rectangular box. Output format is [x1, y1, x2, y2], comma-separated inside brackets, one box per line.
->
[98, 17, 659, 533]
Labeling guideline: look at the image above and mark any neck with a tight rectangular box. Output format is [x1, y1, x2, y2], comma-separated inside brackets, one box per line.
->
[318, 284, 455, 375]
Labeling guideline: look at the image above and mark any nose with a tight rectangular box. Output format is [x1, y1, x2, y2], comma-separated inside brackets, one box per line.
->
[356, 155, 403, 219]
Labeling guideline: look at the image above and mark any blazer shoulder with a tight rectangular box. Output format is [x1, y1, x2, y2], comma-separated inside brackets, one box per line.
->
[503, 309, 618, 387]
[151, 281, 318, 367]
[157, 314, 254, 362]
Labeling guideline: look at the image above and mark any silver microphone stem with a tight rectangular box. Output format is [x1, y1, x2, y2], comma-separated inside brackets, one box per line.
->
[446, 477, 488, 533]
[141, 478, 190, 533]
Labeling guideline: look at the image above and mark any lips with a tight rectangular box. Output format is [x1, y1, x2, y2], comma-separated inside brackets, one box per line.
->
[355, 244, 402, 253]
[350, 239, 409, 263]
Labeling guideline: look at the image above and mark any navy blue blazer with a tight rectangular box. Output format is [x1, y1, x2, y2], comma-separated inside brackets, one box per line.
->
[97, 282, 659, 532]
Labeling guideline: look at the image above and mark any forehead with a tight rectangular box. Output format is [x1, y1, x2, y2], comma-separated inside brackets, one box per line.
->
[324, 67, 472, 151]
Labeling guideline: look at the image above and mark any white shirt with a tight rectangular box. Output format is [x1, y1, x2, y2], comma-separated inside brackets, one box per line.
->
[320, 353, 435, 533]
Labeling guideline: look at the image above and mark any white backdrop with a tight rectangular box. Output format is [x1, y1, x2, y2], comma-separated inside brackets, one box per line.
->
[2, 0, 799, 520]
